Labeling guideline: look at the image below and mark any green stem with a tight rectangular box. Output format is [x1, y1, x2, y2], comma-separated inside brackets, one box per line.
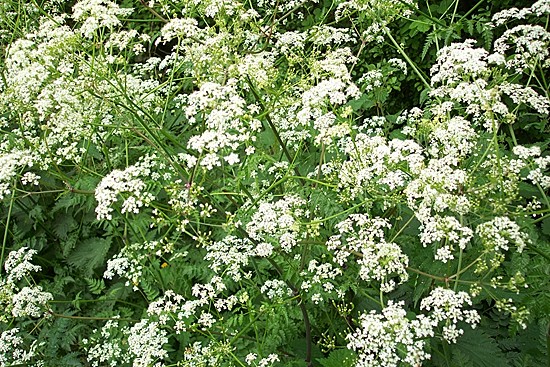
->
[389, 214, 415, 242]
[383, 27, 432, 91]
[266, 257, 313, 367]
[302, 199, 369, 225]
[245, 76, 303, 181]
[456, 0, 486, 24]
[454, 247, 463, 291]
[229, 310, 264, 346]
[48, 310, 138, 322]
[0, 187, 16, 272]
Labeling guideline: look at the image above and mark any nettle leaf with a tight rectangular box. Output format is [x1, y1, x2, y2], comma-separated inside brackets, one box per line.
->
[53, 212, 78, 240]
[317, 349, 356, 367]
[449, 349, 475, 367]
[67, 237, 112, 277]
[53, 193, 83, 213]
[451, 327, 510, 367]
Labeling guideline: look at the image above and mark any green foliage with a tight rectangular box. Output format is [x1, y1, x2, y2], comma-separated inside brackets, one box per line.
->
[1, 0, 550, 366]
[67, 237, 112, 277]
[447, 328, 510, 367]
[317, 349, 356, 367]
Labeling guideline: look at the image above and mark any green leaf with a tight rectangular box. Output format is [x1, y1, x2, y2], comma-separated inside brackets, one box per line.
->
[85, 277, 106, 295]
[317, 349, 356, 367]
[541, 217, 550, 236]
[451, 327, 510, 367]
[53, 213, 78, 240]
[67, 237, 112, 277]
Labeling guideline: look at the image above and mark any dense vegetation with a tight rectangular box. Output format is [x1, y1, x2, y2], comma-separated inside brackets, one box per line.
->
[1, 0, 549, 366]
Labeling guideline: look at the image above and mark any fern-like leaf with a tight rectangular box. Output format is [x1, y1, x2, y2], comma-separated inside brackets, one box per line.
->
[85, 278, 106, 295]
[421, 31, 437, 60]
[67, 237, 112, 277]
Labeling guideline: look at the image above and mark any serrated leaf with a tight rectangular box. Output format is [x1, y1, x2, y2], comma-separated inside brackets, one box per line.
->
[451, 348, 475, 367]
[141, 279, 160, 301]
[67, 237, 112, 277]
[53, 213, 78, 240]
[317, 349, 356, 367]
[85, 277, 106, 295]
[452, 327, 510, 367]
[53, 193, 84, 213]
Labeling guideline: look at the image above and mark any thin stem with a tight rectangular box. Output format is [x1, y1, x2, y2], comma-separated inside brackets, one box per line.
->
[454, 247, 463, 291]
[302, 199, 369, 225]
[48, 310, 138, 322]
[266, 257, 313, 367]
[0, 186, 16, 272]
[389, 214, 415, 242]
[407, 266, 448, 283]
[450, 0, 460, 25]
[245, 76, 303, 181]
[456, 0, 486, 24]
[383, 27, 432, 91]
[138, 0, 168, 23]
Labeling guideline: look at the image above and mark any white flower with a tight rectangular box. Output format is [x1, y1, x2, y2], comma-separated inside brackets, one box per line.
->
[419, 215, 473, 263]
[0, 328, 36, 366]
[157, 17, 201, 44]
[72, 0, 133, 38]
[127, 320, 169, 367]
[329, 215, 409, 292]
[11, 286, 53, 318]
[246, 195, 306, 253]
[420, 287, 480, 340]
[476, 216, 530, 253]
[4, 247, 41, 284]
[245, 353, 257, 365]
[260, 279, 292, 300]
[347, 301, 432, 367]
[95, 155, 158, 220]
[205, 236, 254, 282]
[224, 153, 240, 165]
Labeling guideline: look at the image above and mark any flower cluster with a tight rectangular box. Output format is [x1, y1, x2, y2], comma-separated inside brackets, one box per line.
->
[260, 279, 293, 300]
[0, 151, 34, 200]
[95, 155, 159, 220]
[348, 288, 480, 366]
[347, 300, 433, 367]
[490, 0, 550, 27]
[300, 260, 343, 303]
[335, 0, 416, 43]
[1, 248, 53, 320]
[419, 215, 473, 263]
[72, 0, 133, 38]
[104, 240, 174, 289]
[84, 319, 130, 367]
[476, 216, 530, 254]
[246, 195, 307, 253]
[327, 214, 409, 292]
[204, 236, 255, 281]
[86, 283, 241, 366]
[339, 134, 424, 200]
[184, 79, 262, 169]
[0, 328, 37, 367]
[420, 287, 480, 343]
[429, 39, 550, 130]
[512, 144, 550, 189]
